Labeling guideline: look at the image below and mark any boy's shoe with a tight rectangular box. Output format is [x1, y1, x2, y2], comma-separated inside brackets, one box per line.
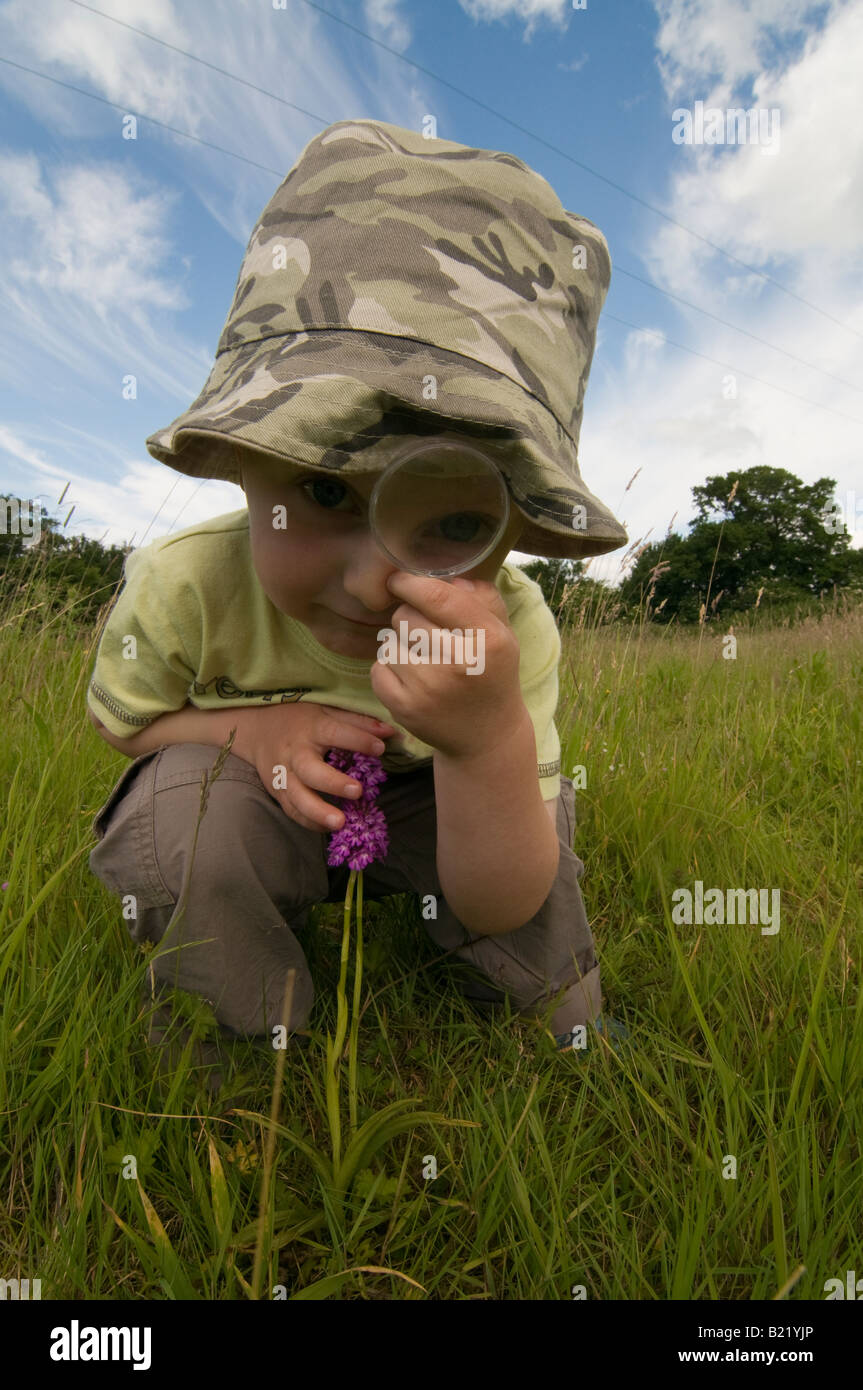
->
[554, 1013, 630, 1055]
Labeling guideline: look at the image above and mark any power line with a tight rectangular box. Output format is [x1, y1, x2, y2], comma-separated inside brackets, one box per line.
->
[291, 0, 863, 343]
[52, 1, 861, 391]
[2, 46, 858, 429]
[0, 56, 289, 177]
[602, 313, 863, 426]
[614, 266, 863, 395]
[64, 0, 861, 340]
[65, 0, 328, 128]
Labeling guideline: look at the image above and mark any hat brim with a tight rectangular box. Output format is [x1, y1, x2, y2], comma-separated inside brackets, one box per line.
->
[145, 329, 628, 561]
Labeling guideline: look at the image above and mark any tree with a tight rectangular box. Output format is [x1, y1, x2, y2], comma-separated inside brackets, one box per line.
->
[618, 466, 863, 623]
[0, 493, 128, 627]
[518, 557, 584, 617]
[517, 556, 623, 628]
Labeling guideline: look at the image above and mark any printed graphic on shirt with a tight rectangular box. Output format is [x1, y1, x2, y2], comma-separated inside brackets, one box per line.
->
[190, 676, 312, 703]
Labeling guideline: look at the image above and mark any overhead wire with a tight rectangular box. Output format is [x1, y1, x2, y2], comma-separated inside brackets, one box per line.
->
[0, 7, 858, 428]
[64, 0, 862, 340]
[602, 314, 863, 425]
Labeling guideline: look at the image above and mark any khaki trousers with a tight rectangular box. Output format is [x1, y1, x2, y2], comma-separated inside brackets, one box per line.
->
[89, 744, 603, 1040]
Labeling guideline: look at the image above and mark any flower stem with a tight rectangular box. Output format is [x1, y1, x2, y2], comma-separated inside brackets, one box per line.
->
[327, 868, 357, 1174]
[251, 969, 295, 1301]
[348, 870, 364, 1135]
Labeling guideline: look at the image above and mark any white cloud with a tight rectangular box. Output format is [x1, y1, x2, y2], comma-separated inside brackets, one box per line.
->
[363, 0, 412, 52]
[0, 153, 183, 314]
[624, 326, 667, 370]
[0, 149, 206, 402]
[0, 0, 432, 246]
[0, 0, 204, 140]
[2, 0, 857, 577]
[0, 0, 435, 544]
[582, 299, 863, 586]
[0, 424, 56, 475]
[578, 1, 863, 584]
[646, 0, 863, 292]
[458, 0, 571, 38]
[0, 422, 244, 546]
[652, 0, 833, 102]
[558, 53, 588, 72]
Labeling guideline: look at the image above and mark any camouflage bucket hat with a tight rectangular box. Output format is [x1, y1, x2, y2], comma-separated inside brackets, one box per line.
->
[145, 119, 628, 560]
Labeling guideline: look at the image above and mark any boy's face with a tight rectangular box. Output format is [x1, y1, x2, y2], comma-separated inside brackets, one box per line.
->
[240, 448, 525, 659]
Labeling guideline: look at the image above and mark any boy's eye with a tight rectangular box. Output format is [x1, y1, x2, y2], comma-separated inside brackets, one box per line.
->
[300, 477, 360, 513]
[404, 511, 498, 568]
[433, 512, 487, 544]
[422, 512, 497, 547]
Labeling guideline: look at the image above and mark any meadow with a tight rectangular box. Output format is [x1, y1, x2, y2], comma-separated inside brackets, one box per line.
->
[1, 556, 860, 1300]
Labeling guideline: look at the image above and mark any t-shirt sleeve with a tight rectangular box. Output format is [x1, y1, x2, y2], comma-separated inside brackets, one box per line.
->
[87, 546, 197, 737]
[511, 575, 563, 803]
[526, 625, 562, 802]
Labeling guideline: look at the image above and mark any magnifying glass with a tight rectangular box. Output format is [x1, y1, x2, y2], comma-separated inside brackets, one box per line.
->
[368, 440, 510, 577]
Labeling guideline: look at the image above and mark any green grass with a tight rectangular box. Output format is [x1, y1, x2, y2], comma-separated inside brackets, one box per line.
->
[1, 558, 860, 1300]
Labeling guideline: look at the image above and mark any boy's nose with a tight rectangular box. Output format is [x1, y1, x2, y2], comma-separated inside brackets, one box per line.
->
[340, 533, 402, 617]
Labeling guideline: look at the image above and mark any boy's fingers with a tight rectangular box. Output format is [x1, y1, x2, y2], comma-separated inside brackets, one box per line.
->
[265, 767, 339, 832]
[319, 705, 395, 734]
[269, 756, 371, 833]
[387, 571, 509, 624]
[314, 717, 389, 757]
[293, 750, 365, 806]
[281, 787, 341, 833]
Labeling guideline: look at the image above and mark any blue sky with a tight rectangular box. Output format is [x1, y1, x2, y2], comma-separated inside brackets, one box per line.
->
[1, 0, 861, 583]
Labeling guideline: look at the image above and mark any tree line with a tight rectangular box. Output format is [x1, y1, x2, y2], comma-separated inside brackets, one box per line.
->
[521, 466, 863, 627]
[3, 466, 861, 632]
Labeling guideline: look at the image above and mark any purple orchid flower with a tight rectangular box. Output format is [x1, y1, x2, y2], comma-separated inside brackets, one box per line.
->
[325, 751, 389, 871]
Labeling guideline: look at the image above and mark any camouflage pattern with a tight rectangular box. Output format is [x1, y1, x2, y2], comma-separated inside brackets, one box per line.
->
[146, 119, 628, 560]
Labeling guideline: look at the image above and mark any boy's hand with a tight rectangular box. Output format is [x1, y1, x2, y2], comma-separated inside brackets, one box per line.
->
[369, 573, 526, 760]
[227, 702, 396, 833]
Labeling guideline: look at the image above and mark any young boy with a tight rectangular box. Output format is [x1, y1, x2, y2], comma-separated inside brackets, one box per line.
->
[86, 119, 628, 1060]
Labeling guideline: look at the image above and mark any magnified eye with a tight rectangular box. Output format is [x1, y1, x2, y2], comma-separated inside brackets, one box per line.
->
[430, 512, 496, 545]
[300, 477, 358, 512]
[439, 513, 480, 544]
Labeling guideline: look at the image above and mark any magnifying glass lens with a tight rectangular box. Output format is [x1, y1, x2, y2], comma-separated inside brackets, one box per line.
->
[369, 444, 509, 576]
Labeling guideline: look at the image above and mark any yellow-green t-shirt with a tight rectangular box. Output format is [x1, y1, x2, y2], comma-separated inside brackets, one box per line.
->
[87, 509, 563, 800]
